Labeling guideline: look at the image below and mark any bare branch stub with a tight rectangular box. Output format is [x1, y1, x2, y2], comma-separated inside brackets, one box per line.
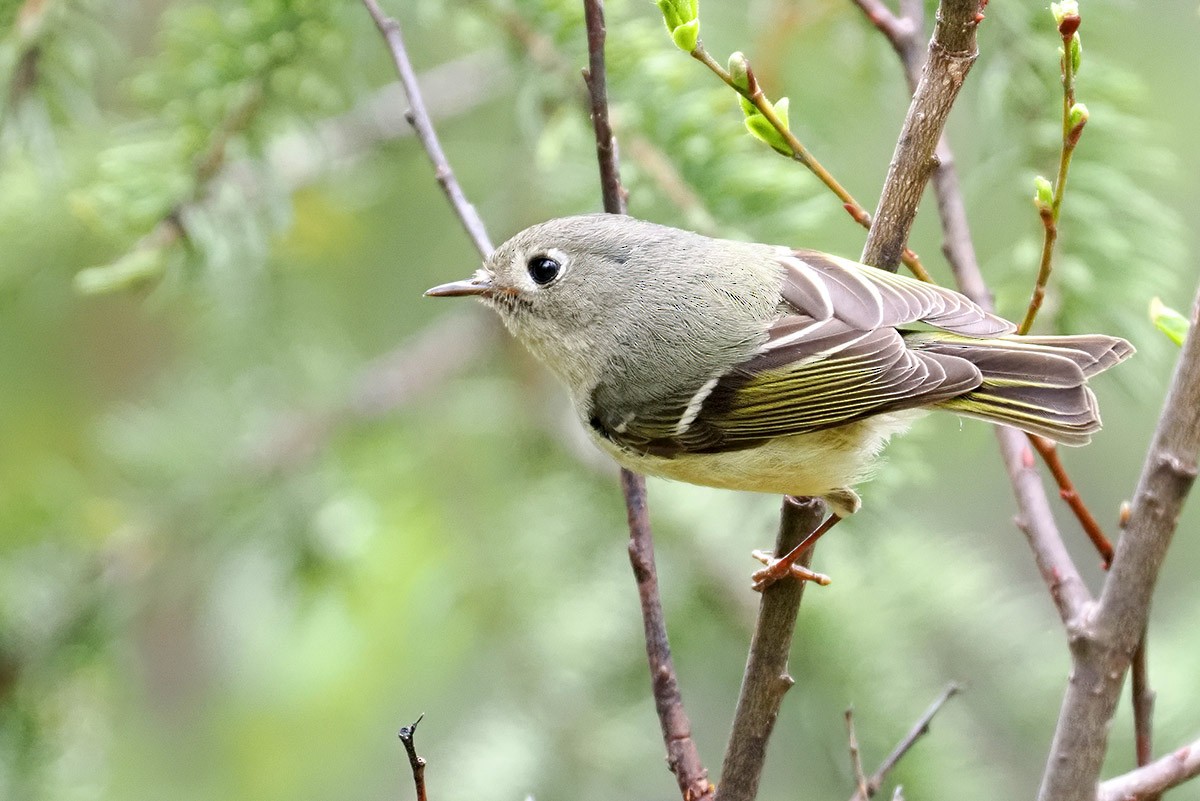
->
[398, 714, 429, 801]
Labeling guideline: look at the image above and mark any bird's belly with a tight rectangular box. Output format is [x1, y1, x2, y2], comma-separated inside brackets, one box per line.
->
[589, 411, 924, 498]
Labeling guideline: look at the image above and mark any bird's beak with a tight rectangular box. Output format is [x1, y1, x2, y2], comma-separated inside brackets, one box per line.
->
[424, 274, 493, 298]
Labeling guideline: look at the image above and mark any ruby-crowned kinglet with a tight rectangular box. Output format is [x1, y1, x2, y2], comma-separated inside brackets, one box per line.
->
[426, 214, 1133, 518]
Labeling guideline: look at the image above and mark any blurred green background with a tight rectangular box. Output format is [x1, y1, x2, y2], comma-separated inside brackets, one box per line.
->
[2, 0, 1198, 799]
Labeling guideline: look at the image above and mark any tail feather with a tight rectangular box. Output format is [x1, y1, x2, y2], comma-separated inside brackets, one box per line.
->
[905, 332, 1134, 446]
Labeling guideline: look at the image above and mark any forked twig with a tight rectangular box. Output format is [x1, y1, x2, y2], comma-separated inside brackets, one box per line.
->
[848, 684, 961, 801]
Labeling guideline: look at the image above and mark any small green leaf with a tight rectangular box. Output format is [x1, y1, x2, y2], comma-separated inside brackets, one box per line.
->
[75, 248, 168, 295]
[671, 19, 699, 52]
[1150, 297, 1190, 346]
[1069, 33, 1082, 73]
[774, 97, 791, 131]
[1068, 102, 1089, 132]
[744, 115, 790, 156]
[655, 0, 699, 51]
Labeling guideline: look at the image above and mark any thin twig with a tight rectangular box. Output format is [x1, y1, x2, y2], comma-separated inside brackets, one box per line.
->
[848, 684, 961, 801]
[845, 708, 870, 799]
[398, 714, 429, 801]
[582, 3, 713, 799]
[623, 471, 714, 801]
[715, 497, 824, 801]
[1097, 737, 1200, 801]
[1131, 633, 1157, 777]
[686, 45, 932, 281]
[360, 0, 493, 258]
[1028, 435, 1114, 567]
[1037, 285, 1200, 801]
[1018, 9, 1085, 335]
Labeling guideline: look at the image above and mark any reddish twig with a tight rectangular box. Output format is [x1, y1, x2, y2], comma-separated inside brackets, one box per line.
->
[1132, 633, 1156, 770]
[360, 0, 493, 258]
[1028, 435, 1115, 567]
[848, 684, 961, 801]
[398, 715, 429, 801]
[622, 470, 714, 801]
[1018, 8, 1086, 335]
[582, 3, 712, 799]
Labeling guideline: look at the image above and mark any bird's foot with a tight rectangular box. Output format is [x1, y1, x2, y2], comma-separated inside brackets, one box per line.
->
[750, 550, 832, 591]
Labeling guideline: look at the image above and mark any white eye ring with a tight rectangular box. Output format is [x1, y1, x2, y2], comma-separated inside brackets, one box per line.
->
[525, 248, 571, 286]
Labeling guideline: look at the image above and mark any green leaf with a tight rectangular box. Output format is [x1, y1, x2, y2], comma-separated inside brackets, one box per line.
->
[670, 19, 699, 52]
[1150, 297, 1190, 346]
[744, 114, 790, 155]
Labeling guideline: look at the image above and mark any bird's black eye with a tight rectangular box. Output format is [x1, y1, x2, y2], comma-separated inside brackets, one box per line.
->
[526, 255, 561, 285]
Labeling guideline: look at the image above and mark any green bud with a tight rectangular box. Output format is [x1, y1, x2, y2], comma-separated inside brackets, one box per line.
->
[74, 248, 168, 295]
[1069, 33, 1082, 73]
[1149, 297, 1190, 346]
[728, 51, 751, 92]
[1033, 176, 1054, 211]
[656, 0, 700, 51]
[1068, 102, 1089, 129]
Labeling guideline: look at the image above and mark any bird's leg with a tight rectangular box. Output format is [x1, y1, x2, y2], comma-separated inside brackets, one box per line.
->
[750, 512, 844, 591]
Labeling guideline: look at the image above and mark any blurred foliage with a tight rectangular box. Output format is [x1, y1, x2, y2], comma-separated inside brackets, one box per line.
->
[1, 1, 1198, 801]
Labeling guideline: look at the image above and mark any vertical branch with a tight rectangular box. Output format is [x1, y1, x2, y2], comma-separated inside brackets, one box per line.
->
[715, 497, 823, 801]
[582, 3, 712, 799]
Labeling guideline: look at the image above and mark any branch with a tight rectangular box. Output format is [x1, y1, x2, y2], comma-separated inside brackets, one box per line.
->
[1037, 283, 1200, 801]
[850, 0, 1093, 627]
[715, 497, 824, 801]
[360, 0, 493, 258]
[848, 684, 961, 801]
[398, 715, 429, 801]
[582, 4, 712, 800]
[1097, 738, 1200, 801]
[860, 0, 986, 271]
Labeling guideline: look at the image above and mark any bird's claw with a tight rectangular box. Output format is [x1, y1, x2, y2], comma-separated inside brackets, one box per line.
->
[750, 549, 832, 591]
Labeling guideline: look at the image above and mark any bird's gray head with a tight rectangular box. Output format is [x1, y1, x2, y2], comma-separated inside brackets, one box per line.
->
[425, 214, 779, 393]
[427, 214, 685, 324]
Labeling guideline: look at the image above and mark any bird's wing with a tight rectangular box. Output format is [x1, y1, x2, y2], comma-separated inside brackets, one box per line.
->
[782, 249, 1015, 336]
[587, 250, 1007, 457]
[588, 316, 983, 456]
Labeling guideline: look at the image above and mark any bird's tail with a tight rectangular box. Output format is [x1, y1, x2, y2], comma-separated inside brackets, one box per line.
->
[906, 332, 1135, 445]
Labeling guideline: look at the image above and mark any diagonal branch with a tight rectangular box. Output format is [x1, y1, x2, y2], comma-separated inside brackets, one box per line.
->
[360, 0, 493, 258]
[1097, 737, 1200, 801]
[860, 0, 986, 272]
[849, 0, 1092, 627]
[848, 683, 961, 801]
[1037, 283, 1200, 801]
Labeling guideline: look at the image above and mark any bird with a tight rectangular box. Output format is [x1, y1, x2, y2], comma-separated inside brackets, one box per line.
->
[426, 214, 1133, 586]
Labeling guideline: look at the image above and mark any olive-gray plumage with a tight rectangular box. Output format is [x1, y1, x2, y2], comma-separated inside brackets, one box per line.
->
[426, 214, 1133, 515]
